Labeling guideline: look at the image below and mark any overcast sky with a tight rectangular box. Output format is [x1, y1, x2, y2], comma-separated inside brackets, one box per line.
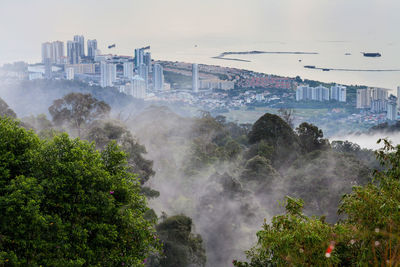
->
[1, 0, 399, 64]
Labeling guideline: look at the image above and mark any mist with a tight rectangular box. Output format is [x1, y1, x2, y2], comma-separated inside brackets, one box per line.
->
[331, 132, 400, 150]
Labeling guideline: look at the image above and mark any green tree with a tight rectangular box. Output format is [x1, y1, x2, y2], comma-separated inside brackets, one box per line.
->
[86, 120, 155, 185]
[339, 139, 400, 265]
[296, 122, 329, 153]
[49, 93, 110, 137]
[233, 197, 350, 267]
[147, 215, 206, 267]
[248, 113, 301, 167]
[0, 117, 160, 266]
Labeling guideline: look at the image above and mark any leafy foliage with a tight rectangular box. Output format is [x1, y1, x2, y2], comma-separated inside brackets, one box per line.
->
[49, 92, 111, 137]
[86, 120, 155, 184]
[233, 197, 348, 267]
[147, 215, 206, 267]
[0, 117, 160, 266]
[296, 122, 329, 153]
[248, 113, 301, 167]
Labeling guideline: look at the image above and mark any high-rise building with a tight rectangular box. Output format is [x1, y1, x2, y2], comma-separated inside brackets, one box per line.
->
[52, 41, 64, 64]
[128, 75, 146, 99]
[153, 64, 164, 91]
[42, 41, 64, 64]
[73, 35, 85, 57]
[134, 48, 144, 68]
[296, 85, 309, 101]
[87, 39, 97, 60]
[370, 87, 389, 101]
[138, 63, 149, 89]
[387, 95, 398, 121]
[356, 89, 371, 109]
[65, 67, 74, 80]
[143, 52, 152, 72]
[100, 61, 116, 88]
[330, 84, 346, 102]
[123, 62, 134, 79]
[41, 42, 53, 63]
[311, 85, 329, 101]
[192, 63, 199, 93]
[67, 41, 80, 64]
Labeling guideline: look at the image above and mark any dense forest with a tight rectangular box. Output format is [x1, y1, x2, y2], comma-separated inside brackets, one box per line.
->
[1, 92, 400, 266]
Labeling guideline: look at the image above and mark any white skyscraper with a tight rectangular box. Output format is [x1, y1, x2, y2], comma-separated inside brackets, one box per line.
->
[42, 41, 64, 64]
[73, 35, 85, 57]
[192, 63, 199, 93]
[134, 48, 144, 68]
[129, 75, 146, 99]
[330, 84, 347, 102]
[387, 96, 397, 121]
[100, 61, 116, 88]
[123, 62, 134, 79]
[41, 42, 53, 63]
[87, 39, 97, 60]
[138, 63, 149, 89]
[357, 89, 371, 109]
[153, 64, 164, 91]
[67, 41, 80, 64]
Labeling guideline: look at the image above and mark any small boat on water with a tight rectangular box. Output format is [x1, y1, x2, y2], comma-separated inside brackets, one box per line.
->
[304, 65, 316, 69]
[345, 53, 351, 56]
[362, 52, 381, 57]
[322, 68, 330, 71]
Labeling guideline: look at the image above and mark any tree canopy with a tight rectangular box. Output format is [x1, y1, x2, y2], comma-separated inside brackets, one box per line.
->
[0, 117, 160, 266]
[49, 93, 111, 137]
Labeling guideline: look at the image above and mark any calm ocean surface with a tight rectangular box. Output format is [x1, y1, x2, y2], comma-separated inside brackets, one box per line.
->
[150, 39, 400, 90]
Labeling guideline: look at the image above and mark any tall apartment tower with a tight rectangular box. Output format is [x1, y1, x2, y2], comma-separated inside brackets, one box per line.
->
[73, 35, 85, 58]
[67, 41, 80, 64]
[41, 42, 53, 63]
[143, 52, 152, 72]
[330, 84, 347, 102]
[134, 48, 144, 68]
[123, 62, 134, 79]
[87, 39, 97, 60]
[192, 63, 199, 93]
[52, 41, 64, 64]
[153, 63, 164, 91]
[387, 95, 398, 121]
[356, 89, 371, 109]
[130, 75, 147, 99]
[138, 63, 149, 89]
[100, 61, 116, 88]
[42, 41, 64, 64]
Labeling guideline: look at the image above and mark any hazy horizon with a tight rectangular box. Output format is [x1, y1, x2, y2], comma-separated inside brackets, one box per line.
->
[1, 0, 400, 88]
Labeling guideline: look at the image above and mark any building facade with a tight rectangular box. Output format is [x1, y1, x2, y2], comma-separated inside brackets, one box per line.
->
[153, 63, 164, 91]
[100, 61, 116, 88]
[192, 63, 199, 93]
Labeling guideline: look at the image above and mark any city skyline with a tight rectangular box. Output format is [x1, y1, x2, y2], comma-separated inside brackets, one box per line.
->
[1, 0, 400, 65]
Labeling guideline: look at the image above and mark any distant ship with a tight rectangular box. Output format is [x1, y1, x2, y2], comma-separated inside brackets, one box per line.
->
[304, 65, 316, 69]
[362, 52, 381, 57]
[345, 53, 351, 56]
[322, 68, 330, 72]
